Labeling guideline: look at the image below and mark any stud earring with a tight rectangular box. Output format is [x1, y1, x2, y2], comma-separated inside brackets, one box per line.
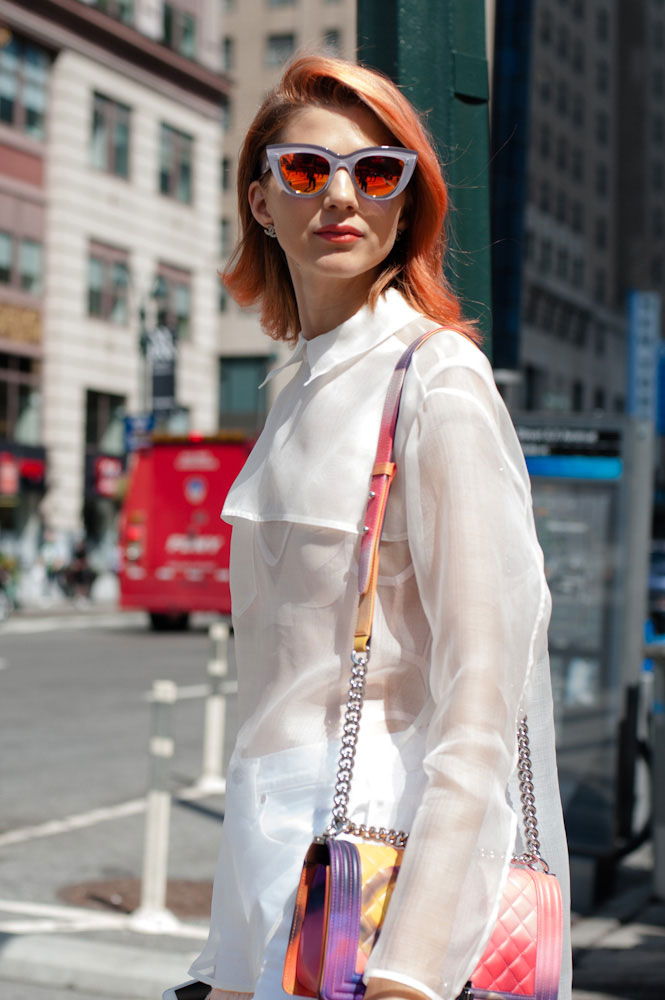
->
[264, 224, 277, 238]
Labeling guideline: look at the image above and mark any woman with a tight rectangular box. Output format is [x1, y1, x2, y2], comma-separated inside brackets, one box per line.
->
[179, 54, 571, 1000]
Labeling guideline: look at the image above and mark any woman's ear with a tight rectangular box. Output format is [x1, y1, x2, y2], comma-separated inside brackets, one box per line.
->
[248, 180, 274, 229]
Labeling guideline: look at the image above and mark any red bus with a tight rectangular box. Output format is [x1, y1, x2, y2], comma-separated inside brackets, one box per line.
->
[118, 433, 252, 629]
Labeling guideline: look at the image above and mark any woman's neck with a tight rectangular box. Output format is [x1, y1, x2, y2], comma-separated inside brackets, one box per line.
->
[293, 272, 378, 341]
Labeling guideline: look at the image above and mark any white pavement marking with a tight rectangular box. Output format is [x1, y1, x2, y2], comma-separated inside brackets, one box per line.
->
[0, 798, 146, 847]
[0, 612, 146, 634]
[0, 784, 224, 848]
[0, 898, 208, 938]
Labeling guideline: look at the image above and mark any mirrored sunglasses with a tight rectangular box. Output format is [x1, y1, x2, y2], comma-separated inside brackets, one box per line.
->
[264, 143, 418, 200]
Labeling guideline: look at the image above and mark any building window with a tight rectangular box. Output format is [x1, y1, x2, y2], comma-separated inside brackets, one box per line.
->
[572, 0, 585, 20]
[594, 268, 607, 303]
[556, 135, 568, 170]
[595, 217, 607, 248]
[654, 207, 664, 238]
[654, 69, 665, 97]
[221, 101, 232, 132]
[555, 190, 567, 223]
[87, 242, 130, 324]
[539, 123, 551, 158]
[221, 156, 231, 191]
[652, 256, 663, 284]
[556, 79, 569, 115]
[593, 387, 606, 411]
[156, 264, 192, 339]
[540, 10, 553, 44]
[572, 146, 584, 180]
[221, 36, 235, 71]
[220, 217, 231, 257]
[88, 1, 133, 24]
[653, 160, 665, 191]
[266, 33, 296, 66]
[596, 111, 609, 144]
[322, 29, 342, 55]
[595, 162, 608, 196]
[524, 364, 545, 410]
[90, 92, 130, 178]
[596, 59, 609, 93]
[162, 4, 197, 59]
[0, 34, 50, 139]
[18, 238, 42, 293]
[572, 93, 585, 127]
[0, 353, 41, 445]
[539, 179, 551, 213]
[572, 380, 584, 412]
[159, 123, 193, 203]
[85, 390, 126, 455]
[556, 24, 569, 60]
[596, 8, 609, 41]
[0, 231, 43, 295]
[540, 239, 553, 273]
[571, 201, 584, 233]
[219, 356, 271, 431]
[572, 39, 585, 72]
[653, 116, 665, 145]
[572, 256, 585, 287]
[556, 246, 569, 278]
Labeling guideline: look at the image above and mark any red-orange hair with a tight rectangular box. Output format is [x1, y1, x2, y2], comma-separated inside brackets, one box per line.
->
[223, 54, 479, 345]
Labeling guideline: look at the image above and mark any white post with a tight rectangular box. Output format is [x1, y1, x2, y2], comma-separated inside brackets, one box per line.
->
[130, 679, 181, 933]
[195, 622, 229, 794]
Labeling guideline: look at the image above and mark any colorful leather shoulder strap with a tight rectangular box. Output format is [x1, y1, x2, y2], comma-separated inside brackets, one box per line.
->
[354, 326, 443, 653]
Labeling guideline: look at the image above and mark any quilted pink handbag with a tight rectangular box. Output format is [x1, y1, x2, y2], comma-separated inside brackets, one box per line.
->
[282, 329, 563, 1000]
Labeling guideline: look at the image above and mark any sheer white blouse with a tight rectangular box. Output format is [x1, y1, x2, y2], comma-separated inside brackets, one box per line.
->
[190, 289, 572, 1000]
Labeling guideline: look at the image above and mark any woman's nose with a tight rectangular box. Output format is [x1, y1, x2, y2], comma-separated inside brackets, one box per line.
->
[323, 165, 358, 208]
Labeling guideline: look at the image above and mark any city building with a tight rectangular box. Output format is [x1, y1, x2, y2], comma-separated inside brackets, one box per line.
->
[492, 0, 665, 417]
[216, 0, 357, 421]
[0, 0, 228, 569]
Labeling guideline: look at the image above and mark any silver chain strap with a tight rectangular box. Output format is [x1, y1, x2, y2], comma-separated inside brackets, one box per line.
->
[324, 652, 547, 868]
[512, 717, 549, 872]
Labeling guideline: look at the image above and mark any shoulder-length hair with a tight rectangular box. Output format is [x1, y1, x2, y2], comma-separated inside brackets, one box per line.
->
[223, 53, 479, 345]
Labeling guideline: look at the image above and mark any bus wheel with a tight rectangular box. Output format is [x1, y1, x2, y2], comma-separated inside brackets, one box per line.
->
[149, 611, 190, 631]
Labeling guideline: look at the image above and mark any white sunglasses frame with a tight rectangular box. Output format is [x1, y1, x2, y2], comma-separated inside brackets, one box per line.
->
[263, 143, 418, 200]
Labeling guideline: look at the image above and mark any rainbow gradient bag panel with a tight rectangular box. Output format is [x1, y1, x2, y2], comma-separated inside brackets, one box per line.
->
[282, 837, 562, 1000]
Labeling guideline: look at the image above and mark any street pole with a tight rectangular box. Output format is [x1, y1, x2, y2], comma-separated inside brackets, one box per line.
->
[357, 0, 493, 352]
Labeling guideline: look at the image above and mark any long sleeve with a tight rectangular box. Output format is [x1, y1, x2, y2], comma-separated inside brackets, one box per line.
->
[364, 358, 556, 1000]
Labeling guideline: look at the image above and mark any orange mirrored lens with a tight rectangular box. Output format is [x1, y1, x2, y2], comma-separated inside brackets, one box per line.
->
[279, 153, 330, 194]
[354, 155, 404, 197]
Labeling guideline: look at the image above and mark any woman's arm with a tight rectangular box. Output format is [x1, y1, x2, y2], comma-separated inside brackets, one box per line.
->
[363, 361, 551, 1000]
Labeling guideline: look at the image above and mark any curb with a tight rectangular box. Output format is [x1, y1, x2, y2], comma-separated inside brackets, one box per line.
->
[0, 933, 198, 998]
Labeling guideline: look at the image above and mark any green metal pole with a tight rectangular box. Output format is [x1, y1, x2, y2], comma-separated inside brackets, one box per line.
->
[358, 0, 492, 354]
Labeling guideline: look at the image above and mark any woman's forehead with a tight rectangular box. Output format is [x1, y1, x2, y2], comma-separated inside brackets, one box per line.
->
[279, 104, 394, 151]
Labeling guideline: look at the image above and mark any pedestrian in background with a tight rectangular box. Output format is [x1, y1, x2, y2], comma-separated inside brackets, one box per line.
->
[169, 54, 571, 1000]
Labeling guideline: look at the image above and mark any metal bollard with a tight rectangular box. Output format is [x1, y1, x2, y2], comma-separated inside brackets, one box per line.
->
[130, 678, 181, 933]
[195, 621, 230, 794]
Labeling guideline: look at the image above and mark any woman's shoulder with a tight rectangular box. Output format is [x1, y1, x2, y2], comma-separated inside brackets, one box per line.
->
[391, 316, 495, 394]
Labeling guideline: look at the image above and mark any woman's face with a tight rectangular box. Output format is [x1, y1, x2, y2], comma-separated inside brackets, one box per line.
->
[248, 104, 408, 300]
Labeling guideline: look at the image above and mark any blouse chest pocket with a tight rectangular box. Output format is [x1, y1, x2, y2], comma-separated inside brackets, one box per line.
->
[257, 524, 353, 610]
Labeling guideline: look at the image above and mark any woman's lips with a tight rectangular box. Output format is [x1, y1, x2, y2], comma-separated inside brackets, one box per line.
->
[315, 226, 362, 243]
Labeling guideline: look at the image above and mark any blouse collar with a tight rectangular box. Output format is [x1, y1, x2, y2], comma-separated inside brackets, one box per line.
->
[261, 287, 421, 388]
